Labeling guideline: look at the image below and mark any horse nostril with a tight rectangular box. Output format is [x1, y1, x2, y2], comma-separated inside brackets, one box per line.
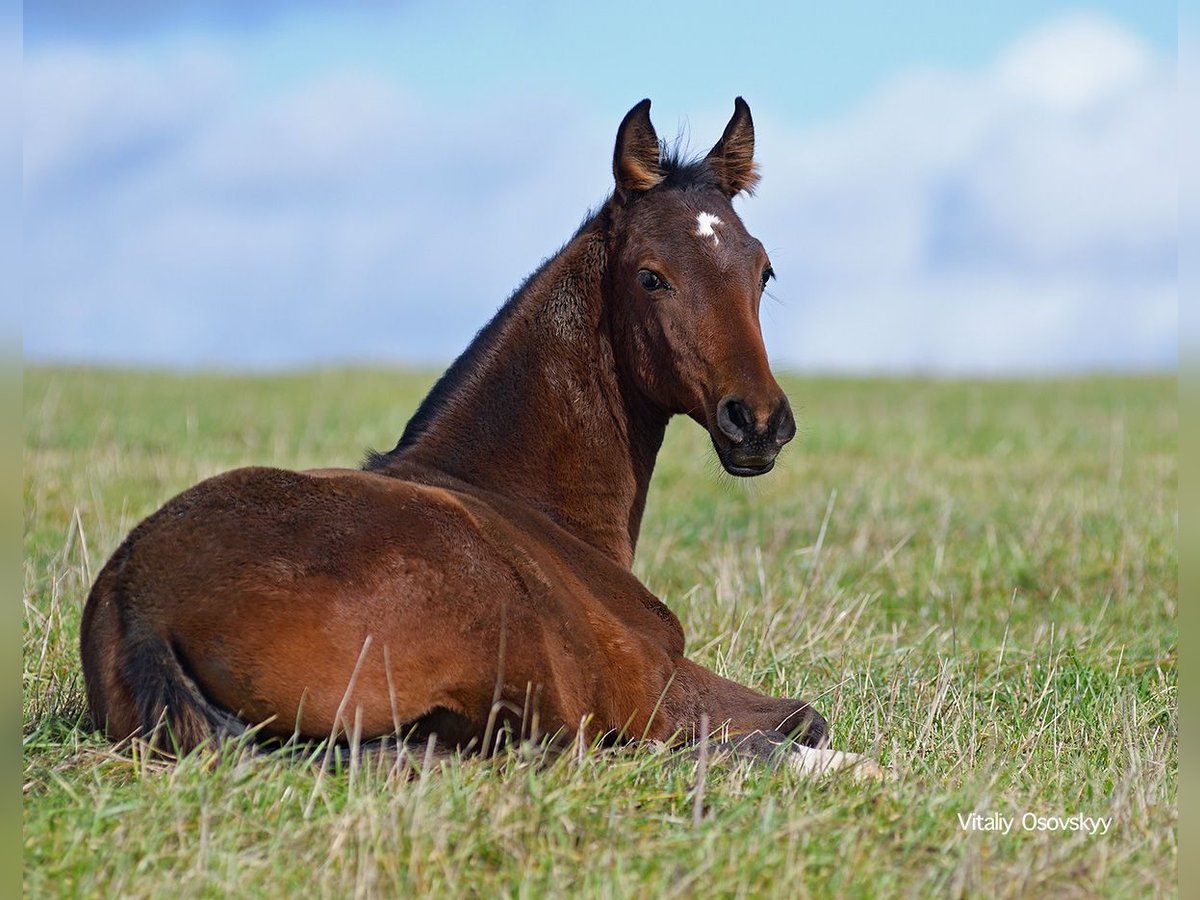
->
[716, 396, 753, 443]
[774, 402, 797, 447]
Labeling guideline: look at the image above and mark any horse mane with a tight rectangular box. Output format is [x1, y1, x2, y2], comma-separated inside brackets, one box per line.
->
[362, 142, 721, 473]
[360, 290, 530, 471]
[652, 141, 725, 194]
[362, 209, 603, 470]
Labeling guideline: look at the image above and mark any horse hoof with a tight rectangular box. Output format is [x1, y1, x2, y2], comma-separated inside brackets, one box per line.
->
[783, 746, 888, 781]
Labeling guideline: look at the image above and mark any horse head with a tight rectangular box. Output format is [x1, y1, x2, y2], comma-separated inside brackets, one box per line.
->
[606, 98, 795, 476]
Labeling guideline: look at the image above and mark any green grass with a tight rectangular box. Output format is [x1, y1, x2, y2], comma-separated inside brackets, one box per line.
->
[23, 368, 1177, 897]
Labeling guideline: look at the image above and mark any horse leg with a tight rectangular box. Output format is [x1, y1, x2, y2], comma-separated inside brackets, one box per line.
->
[667, 657, 827, 744]
[669, 658, 884, 779]
[696, 730, 885, 779]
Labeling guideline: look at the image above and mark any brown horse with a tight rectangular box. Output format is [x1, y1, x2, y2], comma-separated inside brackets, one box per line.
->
[81, 99, 879, 777]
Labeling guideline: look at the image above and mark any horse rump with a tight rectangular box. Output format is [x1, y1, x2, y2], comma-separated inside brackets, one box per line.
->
[80, 566, 244, 755]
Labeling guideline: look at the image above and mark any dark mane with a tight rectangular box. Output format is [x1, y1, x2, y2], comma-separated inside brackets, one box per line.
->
[362, 141, 722, 474]
[362, 208, 607, 471]
[654, 142, 725, 194]
[361, 293, 521, 470]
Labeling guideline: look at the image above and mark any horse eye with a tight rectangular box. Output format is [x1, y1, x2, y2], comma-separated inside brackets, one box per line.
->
[761, 266, 775, 290]
[637, 269, 669, 292]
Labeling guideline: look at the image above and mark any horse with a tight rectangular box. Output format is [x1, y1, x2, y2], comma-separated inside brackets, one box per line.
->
[80, 98, 880, 778]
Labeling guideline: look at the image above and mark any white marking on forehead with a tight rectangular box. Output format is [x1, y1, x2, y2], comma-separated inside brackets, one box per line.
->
[695, 212, 723, 245]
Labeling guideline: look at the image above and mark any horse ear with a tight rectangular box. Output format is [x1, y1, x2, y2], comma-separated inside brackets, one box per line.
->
[706, 97, 760, 196]
[613, 99, 664, 197]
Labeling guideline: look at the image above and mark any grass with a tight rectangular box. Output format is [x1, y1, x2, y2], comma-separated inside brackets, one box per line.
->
[23, 368, 1177, 897]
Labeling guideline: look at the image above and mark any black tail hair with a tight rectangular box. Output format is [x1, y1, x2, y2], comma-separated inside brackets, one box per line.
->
[120, 623, 245, 754]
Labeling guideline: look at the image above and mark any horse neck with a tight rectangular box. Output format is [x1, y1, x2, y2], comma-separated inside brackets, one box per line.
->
[384, 215, 668, 568]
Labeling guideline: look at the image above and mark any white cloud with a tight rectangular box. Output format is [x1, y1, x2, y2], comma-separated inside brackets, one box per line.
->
[746, 13, 1175, 372]
[23, 14, 1176, 373]
[23, 49, 613, 366]
[24, 47, 229, 198]
[994, 14, 1154, 113]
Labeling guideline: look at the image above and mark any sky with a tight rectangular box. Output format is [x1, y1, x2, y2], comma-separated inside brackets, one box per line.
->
[23, 1, 1178, 373]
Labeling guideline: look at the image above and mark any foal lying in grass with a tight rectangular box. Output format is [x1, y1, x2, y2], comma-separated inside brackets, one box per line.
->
[80, 98, 881, 779]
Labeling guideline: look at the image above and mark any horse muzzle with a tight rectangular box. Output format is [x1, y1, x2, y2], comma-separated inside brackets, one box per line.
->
[710, 393, 796, 477]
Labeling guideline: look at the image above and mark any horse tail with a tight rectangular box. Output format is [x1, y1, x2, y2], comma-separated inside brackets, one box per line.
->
[81, 548, 244, 755]
[120, 619, 245, 753]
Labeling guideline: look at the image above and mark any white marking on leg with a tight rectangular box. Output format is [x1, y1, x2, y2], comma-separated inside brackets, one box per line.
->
[695, 212, 722, 245]
[784, 746, 887, 780]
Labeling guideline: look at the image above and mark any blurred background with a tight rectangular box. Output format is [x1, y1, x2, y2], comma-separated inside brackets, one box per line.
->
[23, 1, 1177, 374]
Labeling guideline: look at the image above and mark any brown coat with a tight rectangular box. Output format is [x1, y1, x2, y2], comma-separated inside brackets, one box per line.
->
[80, 98, 827, 756]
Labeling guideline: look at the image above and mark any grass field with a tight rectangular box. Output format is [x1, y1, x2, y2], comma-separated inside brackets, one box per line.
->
[23, 368, 1177, 897]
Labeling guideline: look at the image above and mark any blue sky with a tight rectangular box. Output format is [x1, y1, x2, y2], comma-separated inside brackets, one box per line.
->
[24, 2, 1178, 372]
